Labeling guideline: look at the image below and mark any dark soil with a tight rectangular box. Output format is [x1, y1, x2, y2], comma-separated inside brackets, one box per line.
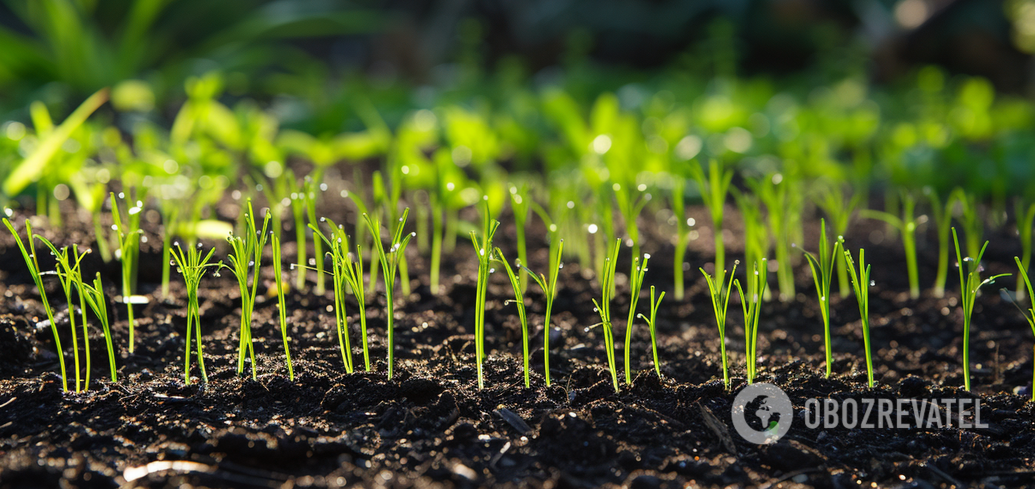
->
[1, 191, 1034, 488]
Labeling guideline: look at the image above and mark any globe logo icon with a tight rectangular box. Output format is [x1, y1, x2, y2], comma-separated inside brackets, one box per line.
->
[731, 383, 793, 444]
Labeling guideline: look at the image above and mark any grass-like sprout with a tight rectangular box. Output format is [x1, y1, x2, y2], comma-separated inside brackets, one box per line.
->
[952, 228, 1008, 391]
[469, 199, 500, 389]
[81, 272, 117, 383]
[1015, 200, 1035, 300]
[364, 208, 414, 380]
[702, 261, 738, 389]
[170, 242, 220, 384]
[493, 248, 531, 387]
[592, 238, 622, 393]
[816, 184, 861, 298]
[3, 216, 67, 390]
[691, 160, 733, 285]
[270, 232, 294, 380]
[110, 192, 144, 353]
[1009, 256, 1035, 400]
[636, 285, 666, 378]
[924, 187, 954, 298]
[224, 201, 272, 379]
[311, 217, 371, 373]
[952, 189, 984, 259]
[525, 239, 564, 386]
[734, 259, 768, 384]
[844, 246, 875, 388]
[861, 192, 920, 298]
[802, 219, 842, 378]
[302, 178, 327, 295]
[623, 252, 650, 385]
[37, 239, 90, 392]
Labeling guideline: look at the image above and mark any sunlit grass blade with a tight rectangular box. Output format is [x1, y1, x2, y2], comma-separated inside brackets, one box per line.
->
[734, 259, 768, 384]
[171, 242, 220, 384]
[637, 285, 666, 378]
[844, 246, 875, 388]
[524, 239, 563, 386]
[802, 219, 842, 377]
[702, 261, 737, 388]
[952, 228, 1009, 391]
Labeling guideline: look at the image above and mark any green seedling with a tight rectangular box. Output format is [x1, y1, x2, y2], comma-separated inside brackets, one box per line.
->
[735, 259, 768, 384]
[110, 192, 145, 353]
[702, 261, 738, 389]
[3, 215, 67, 390]
[525, 239, 564, 386]
[592, 238, 622, 392]
[844, 247, 875, 387]
[271, 232, 294, 380]
[171, 242, 220, 384]
[1007, 257, 1035, 400]
[469, 199, 500, 389]
[364, 208, 414, 380]
[636, 285, 666, 378]
[302, 178, 327, 295]
[691, 160, 733, 285]
[224, 201, 272, 379]
[802, 219, 842, 378]
[952, 228, 1008, 391]
[81, 272, 117, 383]
[494, 248, 532, 387]
[311, 217, 371, 373]
[37, 239, 90, 392]
[861, 192, 920, 298]
[623, 252, 650, 385]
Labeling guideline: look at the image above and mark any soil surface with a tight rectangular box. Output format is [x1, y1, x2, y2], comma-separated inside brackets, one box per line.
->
[1, 188, 1034, 488]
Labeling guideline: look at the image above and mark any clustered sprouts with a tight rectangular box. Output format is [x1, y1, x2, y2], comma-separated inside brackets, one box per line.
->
[592, 238, 622, 392]
[170, 242, 220, 384]
[735, 259, 768, 384]
[952, 228, 1008, 391]
[224, 201, 272, 379]
[364, 208, 415, 380]
[702, 261, 737, 389]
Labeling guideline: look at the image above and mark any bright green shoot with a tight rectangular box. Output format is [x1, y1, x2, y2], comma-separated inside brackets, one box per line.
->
[224, 200, 272, 379]
[311, 217, 370, 373]
[469, 199, 500, 389]
[1009, 256, 1035, 401]
[702, 261, 737, 389]
[952, 228, 1008, 391]
[524, 239, 564, 386]
[691, 160, 733, 286]
[493, 247, 531, 387]
[802, 219, 842, 378]
[271, 232, 294, 381]
[302, 178, 327, 295]
[3, 216, 67, 391]
[171, 242, 220, 384]
[734, 259, 768, 384]
[81, 272, 117, 383]
[364, 208, 415, 380]
[861, 192, 920, 298]
[636, 285, 666, 378]
[37, 239, 90, 392]
[844, 247, 875, 388]
[591, 238, 622, 393]
[110, 192, 144, 353]
[623, 252, 650, 385]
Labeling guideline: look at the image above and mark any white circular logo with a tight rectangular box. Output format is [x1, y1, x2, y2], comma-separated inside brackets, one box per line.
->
[731, 383, 793, 444]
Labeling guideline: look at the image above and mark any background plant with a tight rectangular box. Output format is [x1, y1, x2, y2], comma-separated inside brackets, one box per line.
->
[691, 160, 733, 285]
[860, 191, 920, 298]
